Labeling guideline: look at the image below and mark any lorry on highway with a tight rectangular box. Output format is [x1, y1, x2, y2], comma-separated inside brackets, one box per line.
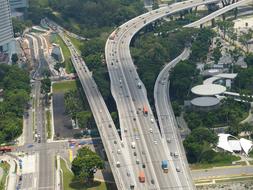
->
[139, 171, 145, 183]
[161, 160, 169, 173]
[143, 105, 148, 115]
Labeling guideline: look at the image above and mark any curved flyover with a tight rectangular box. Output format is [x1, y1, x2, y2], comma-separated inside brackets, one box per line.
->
[185, 0, 252, 28]
[105, 0, 225, 189]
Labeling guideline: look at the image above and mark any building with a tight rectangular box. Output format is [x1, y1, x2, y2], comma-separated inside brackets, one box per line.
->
[0, 0, 16, 59]
[9, 0, 28, 18]
[190, 96, 220, 111]
[191, 84, 226, 96]
[217, 134, 253, 155]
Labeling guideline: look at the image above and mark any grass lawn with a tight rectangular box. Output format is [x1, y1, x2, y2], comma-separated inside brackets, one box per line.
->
[52, 80, 77, 93]
[51, 33, 74, 73]
[0, 162, 10, 190]
[60, 158, 115, 190]
[190, 161, 241, 170]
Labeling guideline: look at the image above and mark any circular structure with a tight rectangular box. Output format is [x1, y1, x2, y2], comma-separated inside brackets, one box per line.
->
[191, 84, 226, 96]
[191, 97, 220, 107]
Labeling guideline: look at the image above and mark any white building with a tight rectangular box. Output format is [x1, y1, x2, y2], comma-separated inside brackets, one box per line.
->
[217, 134, 253, 155]
[0, 0, 16, 59]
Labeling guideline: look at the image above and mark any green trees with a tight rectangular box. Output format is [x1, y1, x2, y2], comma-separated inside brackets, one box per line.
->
[12, 18, 32, 36]
[183, 127, 218, 163]
[184, 99, 250, 131]
[234, 67, 253, 94]
[131, 27, 196, 102]
[239, 30, 253, 52]
[41, 78, 51, 94]
[64, 89, 95, 130]
[11, 54, 18, 64]
[183, 127, 239, 164]
[29, 0, 144, 37]
[190, 28, 214, 62]
[71, 147, 104, 183]
[169, 60, 198, 103]
[244, 53, 253, 67]
[0, 65, 30, 144]
[216, 20, 234, 38]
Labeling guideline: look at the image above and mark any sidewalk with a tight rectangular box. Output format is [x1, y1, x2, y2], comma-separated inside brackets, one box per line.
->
[6, 158, 17, 190]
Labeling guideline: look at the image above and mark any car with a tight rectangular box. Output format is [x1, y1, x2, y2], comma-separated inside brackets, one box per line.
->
[27, 144, 34, 148]
[117, 149, 121, 154]
[114, 141, 117, 144]
[154, 140, 157, 145]
[142, 164, 146, 168]
[150, 118, 154, 123]
[167, 138, 171, 143]
[174, 152, 179, 158]
[149, 128, 153, 133]
[170, 152, 173, 156]
[133, 117, 136, 121]
[136, 159, 140, 164]
[127, 171, 130, 177]
[176, 166, 180, 172]
[134, 152, 137, 156]
[151, 179, 155, 184]
[108, 124, 112, 128]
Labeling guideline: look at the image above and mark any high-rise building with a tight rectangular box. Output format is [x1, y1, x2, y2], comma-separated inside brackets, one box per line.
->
[9, 0, 29, 19]
[0, 0, 15, 57]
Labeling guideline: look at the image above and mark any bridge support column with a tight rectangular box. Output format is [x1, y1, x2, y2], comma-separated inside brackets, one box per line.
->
[211, 19, 215, 27]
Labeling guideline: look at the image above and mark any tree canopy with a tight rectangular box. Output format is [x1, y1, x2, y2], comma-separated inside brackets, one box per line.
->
[0, 65, 30, 144]
[71, 147, 104, 183]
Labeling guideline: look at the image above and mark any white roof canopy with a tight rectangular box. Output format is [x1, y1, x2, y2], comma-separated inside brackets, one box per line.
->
[217, 134, 253, 155]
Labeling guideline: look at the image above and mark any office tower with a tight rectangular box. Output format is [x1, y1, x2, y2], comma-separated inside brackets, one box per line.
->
[0, 0, 15, 59]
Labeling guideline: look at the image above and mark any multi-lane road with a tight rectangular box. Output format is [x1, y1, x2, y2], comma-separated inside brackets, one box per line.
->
[14, 0, 252, 189]
[54, 26, 137, 189]
[105, 0, 242, 189]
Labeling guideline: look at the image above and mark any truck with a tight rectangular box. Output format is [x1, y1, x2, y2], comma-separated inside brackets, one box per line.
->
[143, 105, 148, 115]
[162, 160, 169, 173]
[137, 82, 142, 89]
[139, 171, 145, 183]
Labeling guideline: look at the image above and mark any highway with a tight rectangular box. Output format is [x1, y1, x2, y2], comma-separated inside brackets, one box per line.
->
[154, 48, 193, 189]
[50, 24, 137, 189]
[105, 0, 228, 189]
[15, 0, 249, 189]
[185, 0, 252, 28]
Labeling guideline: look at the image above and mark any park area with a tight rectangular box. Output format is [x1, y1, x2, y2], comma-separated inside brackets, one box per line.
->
[60, 158, 117, 190]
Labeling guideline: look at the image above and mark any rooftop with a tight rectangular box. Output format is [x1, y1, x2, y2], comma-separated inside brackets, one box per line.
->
[191, 97, 220, 107]
[191, 84, 226, 96]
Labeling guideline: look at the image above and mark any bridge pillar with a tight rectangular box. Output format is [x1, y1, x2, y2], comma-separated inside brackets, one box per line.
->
[211, 19, 215, 27]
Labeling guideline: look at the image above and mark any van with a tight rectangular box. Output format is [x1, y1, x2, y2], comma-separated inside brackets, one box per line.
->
[131, 142, 136, 149]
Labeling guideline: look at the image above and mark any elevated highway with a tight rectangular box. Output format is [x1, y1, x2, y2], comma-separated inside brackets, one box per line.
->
[55, 29, 136, 189]
[185, 0, 252, 27]
[105, 0, 226, 189]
